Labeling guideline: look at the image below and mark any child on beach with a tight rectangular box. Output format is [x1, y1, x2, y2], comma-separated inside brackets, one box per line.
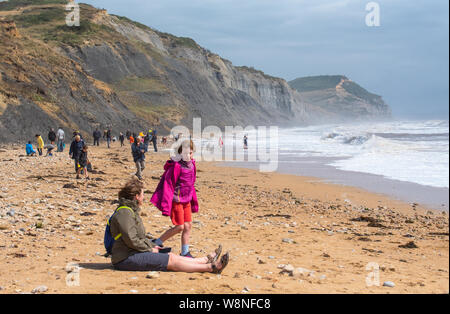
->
[150, 140, 199, 257]
[26, 141, 36, 156]
[76, 144, 90, 180]
[35, 134, 44, 156]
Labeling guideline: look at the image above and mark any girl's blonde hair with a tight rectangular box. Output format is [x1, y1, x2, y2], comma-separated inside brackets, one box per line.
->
[177, 139, 195, 154]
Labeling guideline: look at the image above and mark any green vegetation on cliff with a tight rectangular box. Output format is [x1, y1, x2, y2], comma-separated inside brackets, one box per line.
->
[289, 75, 345, 93]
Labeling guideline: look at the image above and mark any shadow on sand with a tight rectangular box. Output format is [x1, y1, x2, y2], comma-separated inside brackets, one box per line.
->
[78, 263, 114, 271]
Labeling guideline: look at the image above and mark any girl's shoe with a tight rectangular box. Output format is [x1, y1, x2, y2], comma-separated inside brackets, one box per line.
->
[207, 244, 222, 263]
[211, 252, 230, 274]
[181, 251, 194, 258]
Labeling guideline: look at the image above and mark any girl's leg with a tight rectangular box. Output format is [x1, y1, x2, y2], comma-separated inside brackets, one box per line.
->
[181, 222, 192, 255]
[159, 224, 184, 242]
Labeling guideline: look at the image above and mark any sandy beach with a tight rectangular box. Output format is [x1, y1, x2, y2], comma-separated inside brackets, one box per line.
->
[0, 143, 448, 294]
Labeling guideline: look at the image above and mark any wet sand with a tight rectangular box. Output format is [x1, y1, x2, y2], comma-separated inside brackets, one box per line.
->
[0, 144, 448, 294]
[222, 156, 449, 211]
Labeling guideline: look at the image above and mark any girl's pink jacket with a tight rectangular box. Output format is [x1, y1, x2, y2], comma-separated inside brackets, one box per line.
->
[150, 159, 199, 216]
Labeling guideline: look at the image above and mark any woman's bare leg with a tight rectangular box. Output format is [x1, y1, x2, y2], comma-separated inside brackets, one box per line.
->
[166, 253, 212, 272]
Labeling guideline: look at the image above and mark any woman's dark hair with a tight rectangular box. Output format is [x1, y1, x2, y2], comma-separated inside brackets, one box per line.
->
[177, 139, 195, 154]
[118, 178, 144, 200]
[35, 134, 40, 137]
[28, 141, 31, 144]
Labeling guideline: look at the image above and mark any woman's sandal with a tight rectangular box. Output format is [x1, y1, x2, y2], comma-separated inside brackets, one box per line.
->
[207, 244, 222, 264]
[211, 252, 229, 274]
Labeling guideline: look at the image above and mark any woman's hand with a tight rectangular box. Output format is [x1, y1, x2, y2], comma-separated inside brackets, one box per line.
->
[152, 246, 162, 253]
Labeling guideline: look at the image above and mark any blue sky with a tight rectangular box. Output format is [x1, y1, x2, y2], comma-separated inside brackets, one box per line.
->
[80, 0, 449, 119]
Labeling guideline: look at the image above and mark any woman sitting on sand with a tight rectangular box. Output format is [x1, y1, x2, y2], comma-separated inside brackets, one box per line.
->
[109, 178, 229, 273]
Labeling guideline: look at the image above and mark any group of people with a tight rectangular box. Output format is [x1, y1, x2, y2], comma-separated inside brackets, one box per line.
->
[25, 126, 230, 274]
[26, 127, 66, 157]
[109, 138, 230, 274]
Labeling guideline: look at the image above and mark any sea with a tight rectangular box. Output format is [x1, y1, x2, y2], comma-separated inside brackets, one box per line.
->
[213, 119, 449, 210]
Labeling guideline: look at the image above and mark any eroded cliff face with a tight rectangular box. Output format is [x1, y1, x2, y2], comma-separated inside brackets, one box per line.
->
[0, 2, 389, 142]
[83, 10, 327, 128]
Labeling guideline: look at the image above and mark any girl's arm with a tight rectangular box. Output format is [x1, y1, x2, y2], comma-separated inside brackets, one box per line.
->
[160, 163, 181, 216]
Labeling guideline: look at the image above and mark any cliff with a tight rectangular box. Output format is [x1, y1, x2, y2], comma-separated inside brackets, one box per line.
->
[0, 1, 389, 142]
[289, 75, 391, 120]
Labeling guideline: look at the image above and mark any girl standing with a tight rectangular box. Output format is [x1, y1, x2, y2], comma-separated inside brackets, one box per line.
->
[150, 140, 198, 257]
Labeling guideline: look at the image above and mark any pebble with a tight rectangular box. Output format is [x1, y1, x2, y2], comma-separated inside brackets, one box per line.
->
[31, 285, 48, 294]
[6, 210, 15, 217]
[282, 238, 294, 244]
[242, 286, 250, 293]
[383, 281, 395, 288]
[129, 289, 138, 293]
[146, 271, 160, 279]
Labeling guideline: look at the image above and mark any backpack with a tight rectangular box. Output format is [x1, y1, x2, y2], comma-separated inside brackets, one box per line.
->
[103, 206, 134, 257]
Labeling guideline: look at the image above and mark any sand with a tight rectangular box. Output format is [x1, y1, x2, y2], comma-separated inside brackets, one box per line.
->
[0, 143, 448, 294]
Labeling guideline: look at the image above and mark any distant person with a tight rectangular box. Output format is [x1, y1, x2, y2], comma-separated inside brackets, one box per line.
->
[35, 134, 44, 156]
[106, 128, 112, 148]
[108, 178, 229, 273]
[56, 127, 65, 152]
[119, 132, 125, 147]
[161, 136, 167, 145]
[151, 129, 158, 152]
[131, 136, 146, 180]
[76, 144, 90, 180]
[93, 128, 101, 146]
[44, 142, 56, 156]
[243, 135, 248, 150]
[69, 135, 84, 173]
[26, 141, 36, 156]
[48, 128, 56, 143]
[150, 140, 198, 258]
[143, 131, 150, 151]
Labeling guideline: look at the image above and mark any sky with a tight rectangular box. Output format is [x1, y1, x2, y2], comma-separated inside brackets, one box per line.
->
[80, 0, 449, 120]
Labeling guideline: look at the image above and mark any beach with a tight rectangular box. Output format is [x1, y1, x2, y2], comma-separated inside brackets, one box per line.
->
[0, 144, 448, 294]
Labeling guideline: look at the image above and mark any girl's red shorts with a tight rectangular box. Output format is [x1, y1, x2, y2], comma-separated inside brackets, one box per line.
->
[171, 201, 192, 225]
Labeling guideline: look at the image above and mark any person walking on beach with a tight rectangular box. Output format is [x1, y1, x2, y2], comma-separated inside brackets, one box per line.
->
[48, 128, 56, 144]
[150, 139, 198, 258]
[93, 128, 101, 146]
[35, 134, 44, 156]
[151, 128, 158, 152]
[105, 128, 112, 148]
[26, 141, 36, 156]
[56, 127, 65, 152]
[69, 135, 85, 174]
[76, 144, 90, 180]
[108, 178, 229, 273]
[119, 132, 125, 147]
[131, 136, 146, 180]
